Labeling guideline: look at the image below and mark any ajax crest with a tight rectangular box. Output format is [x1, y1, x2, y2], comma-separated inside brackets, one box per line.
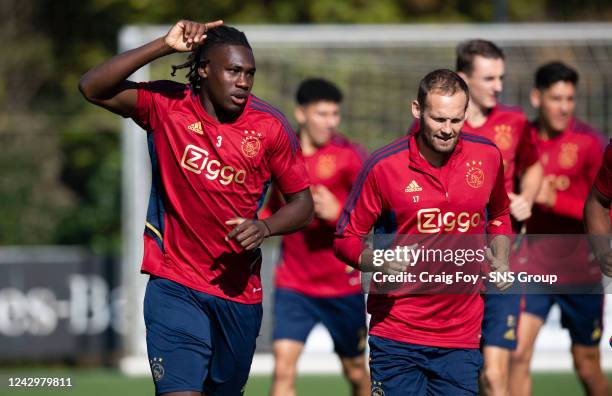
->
[241, 130, 262, 158]
[494, 124, 513, 150]
[559, 143, 578, 169]
[372, 381, 385, 396]
[465, 160, 484, 189]
[316, 154, 337, 179]
[150, 357, 165, 381]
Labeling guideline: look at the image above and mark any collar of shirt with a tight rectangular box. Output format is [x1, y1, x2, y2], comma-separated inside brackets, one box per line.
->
[464, 104, 498, 131]
[407, 132, 465, 171]
[531, 117, 578, 143]
[298, 131, 339, 158]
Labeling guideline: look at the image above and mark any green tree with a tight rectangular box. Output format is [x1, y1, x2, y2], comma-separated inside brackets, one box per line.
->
[1, 0, 610, 255]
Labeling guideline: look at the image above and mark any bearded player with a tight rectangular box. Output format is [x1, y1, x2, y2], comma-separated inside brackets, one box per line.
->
[336, 69, 512, 396]
[410, 42, 543, 395]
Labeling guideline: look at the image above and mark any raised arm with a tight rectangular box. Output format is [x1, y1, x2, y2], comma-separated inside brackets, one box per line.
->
[78, 19, 223, 116]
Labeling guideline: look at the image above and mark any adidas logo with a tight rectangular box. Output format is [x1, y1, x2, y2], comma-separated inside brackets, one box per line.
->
[187, 121, 203, 135]
[404, 180, 423, 192]
[504, 328, 516, 341]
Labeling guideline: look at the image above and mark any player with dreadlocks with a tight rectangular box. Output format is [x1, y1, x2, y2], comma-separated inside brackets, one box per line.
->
[79, 20, 314, 396]
[168, 25, 232, 92]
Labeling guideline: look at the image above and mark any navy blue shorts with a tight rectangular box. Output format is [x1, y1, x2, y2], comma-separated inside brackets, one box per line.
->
[272, 288, 367, 358]
[524, 294, 604, 346]
[144, 277, 263, 395]
[369, 335, 483, 396]
[481, 293, 522, 349]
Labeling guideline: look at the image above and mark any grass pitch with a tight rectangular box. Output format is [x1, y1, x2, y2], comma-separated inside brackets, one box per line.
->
[1, 369, 610, 395]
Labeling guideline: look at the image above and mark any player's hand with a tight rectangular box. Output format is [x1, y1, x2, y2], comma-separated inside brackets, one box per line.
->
[378, 243, 418, 276]
[508, 192, 532, 222]
[380, 260, 410, 276]
[535, 175, 557, 208]
[312, 185, 341, 221]
[486, 248, 513, 291]
[225, 217, 270, 251]
[164, 19, 224, 52]
[597, 250, 612, 277]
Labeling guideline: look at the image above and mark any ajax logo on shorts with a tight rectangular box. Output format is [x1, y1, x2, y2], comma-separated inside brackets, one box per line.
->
[372, 381, 385, 396]
[150, 357, 165, 381]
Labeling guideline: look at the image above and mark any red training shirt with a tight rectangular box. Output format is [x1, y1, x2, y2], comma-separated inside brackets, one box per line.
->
[526, 118, 605, 284]
[335, 132, 511, 348]
[131, 81, 310, 304]
[594, 139, 612, 200]
[271, 134, 366, 297]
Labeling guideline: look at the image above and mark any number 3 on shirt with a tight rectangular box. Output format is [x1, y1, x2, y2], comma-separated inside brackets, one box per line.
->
[216, 136, 222, 147]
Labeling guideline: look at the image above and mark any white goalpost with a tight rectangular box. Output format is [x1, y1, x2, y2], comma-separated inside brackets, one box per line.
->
[118, 23, 612, 376]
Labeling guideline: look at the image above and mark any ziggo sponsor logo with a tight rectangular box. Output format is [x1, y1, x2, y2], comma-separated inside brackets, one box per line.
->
[417, 208, 481, 233]
[180, 144, 246, 185]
